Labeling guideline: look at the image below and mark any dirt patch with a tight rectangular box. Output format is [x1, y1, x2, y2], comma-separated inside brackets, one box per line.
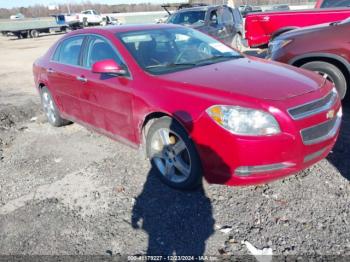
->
[0, 101, 41, 161]
[0, 101, 40, 130]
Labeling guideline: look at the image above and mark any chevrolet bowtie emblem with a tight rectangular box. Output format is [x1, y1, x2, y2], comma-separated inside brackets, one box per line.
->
[326, 109, 335, 119]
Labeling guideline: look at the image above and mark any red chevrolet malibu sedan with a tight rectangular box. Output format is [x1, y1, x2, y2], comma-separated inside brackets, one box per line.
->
[33, 24, 342, 190]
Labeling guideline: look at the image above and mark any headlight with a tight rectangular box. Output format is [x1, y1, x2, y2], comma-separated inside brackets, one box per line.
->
[268, 39, 292, 54]
[206, 105, 280, 136]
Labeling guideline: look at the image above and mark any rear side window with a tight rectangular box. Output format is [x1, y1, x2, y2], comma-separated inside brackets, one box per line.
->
[232, 8, 243, 24]
[84, 36, 124, 68]
[222, 8, 234, 25]
[53, 36, 84, 66]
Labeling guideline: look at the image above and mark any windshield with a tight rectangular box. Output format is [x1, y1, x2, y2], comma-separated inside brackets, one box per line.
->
[321, 0, 350, 8]
[167, 10, 206, 25]
[117, 27, 242, 75]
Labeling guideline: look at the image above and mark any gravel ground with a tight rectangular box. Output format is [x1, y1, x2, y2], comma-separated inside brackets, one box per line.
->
[0, 34, 349, 258]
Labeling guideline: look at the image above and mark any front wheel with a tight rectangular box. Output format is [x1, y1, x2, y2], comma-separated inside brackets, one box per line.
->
[40, 87, 70, 127]
[146, 117, 202, 190]
[301, 61, 347, 99]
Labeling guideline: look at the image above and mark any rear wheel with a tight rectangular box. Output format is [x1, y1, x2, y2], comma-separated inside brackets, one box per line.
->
[301, 61, 347, 99]
[83, 18, 88, 27]
[231, 34, 245, 51]
[40, 87, 70, 127]
[146, 117, 202, 190]
[30, 29, 39, 38]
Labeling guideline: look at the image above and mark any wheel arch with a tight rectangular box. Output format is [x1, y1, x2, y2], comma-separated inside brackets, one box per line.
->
[140, 111, 190, 146]
[38, 82, 46, 89]
[289, 53, 350, 87]
[271, 26, 299, 41]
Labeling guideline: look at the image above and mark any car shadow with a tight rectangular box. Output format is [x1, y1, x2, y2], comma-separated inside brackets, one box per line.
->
[131, 167, 215, 256]
[327, 100, 350, 181]
[131, 112, 231, 256]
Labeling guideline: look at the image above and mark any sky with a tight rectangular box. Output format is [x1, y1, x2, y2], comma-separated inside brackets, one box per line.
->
[0, 0, 182, 9]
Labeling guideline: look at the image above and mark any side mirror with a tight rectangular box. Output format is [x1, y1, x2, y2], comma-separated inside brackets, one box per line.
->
[209, 19, 216, 25]
[92, 59, 127, 76]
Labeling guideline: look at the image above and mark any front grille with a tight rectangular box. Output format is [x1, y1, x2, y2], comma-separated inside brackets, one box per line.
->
[301, 114, 341, 145]
[288, 88, 337, 120]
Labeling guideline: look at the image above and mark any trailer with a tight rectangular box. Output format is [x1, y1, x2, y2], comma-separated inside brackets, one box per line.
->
[0, 16, 71, 39]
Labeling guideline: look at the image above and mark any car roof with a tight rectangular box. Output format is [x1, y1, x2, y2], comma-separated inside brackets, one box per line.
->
[175, 4, 225, 13]
[67, 24, 183, 36]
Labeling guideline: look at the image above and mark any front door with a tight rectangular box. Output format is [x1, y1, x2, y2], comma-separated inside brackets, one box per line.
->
[79, 35, 134, 142]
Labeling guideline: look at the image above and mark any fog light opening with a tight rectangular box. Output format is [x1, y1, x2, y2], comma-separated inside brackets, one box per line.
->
[235, 162, 295, 177]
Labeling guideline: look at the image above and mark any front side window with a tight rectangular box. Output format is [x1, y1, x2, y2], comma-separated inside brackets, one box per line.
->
[53, 36, 84, 66]
[85, 36, 125, 69]
[118, 27, 242, 75]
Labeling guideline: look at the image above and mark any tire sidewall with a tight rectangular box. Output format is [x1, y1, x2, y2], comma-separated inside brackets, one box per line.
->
[40, 87, 64, 127]
[301, 62, 347, 99]
[146, 117, 202, 190]
[31, 30, 39, 38]
[232, 34, 244, 51]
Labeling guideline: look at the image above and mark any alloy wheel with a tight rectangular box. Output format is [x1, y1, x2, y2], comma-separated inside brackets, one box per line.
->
[150, 128, 191, 183]
[42, 92, 56, 124]
[315, 71, 335, 84]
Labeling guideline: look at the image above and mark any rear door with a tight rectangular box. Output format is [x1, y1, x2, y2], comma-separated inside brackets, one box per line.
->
[220, 7, 236, 45]
[47, 35, 86, 120]
[78, 35, 134, 141]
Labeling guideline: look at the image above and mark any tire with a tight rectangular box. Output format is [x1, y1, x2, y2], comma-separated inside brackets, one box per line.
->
[83, 18, 88, 27]
[30, 29, 39, 38]
[20, 32, 28, 39]
[231, 34, 246, 52]
[301, 61, 347, 99]
[146, 117, 202, 190]
[40, 87, 70, 127]
[64, 27, 71, 33]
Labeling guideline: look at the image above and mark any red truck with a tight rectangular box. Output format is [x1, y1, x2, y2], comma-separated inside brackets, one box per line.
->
[245, 0, 350, 48]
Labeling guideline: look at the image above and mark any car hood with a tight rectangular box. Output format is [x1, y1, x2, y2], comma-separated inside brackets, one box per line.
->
[159, 57, 325, 101]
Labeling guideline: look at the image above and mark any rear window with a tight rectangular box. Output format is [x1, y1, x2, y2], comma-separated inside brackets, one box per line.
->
[321, 0, 350, 8]
[168, 10, 206, 25]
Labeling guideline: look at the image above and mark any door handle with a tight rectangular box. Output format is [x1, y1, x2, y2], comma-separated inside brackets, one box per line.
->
[76, 76, 87, 83]
[47, 68, 54, 73]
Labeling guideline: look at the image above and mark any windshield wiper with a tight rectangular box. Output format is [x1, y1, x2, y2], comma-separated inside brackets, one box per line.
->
[195, 54, 243, 66]
[146, 62, 196, 69]
[145, 55, 243, 70]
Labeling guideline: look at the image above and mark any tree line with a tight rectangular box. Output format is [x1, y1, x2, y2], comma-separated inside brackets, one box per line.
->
[0, 2, 166, 19]
[0, 0, 315, 19]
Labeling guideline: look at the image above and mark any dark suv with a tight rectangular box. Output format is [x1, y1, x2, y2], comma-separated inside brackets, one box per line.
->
[164, 4, 244, 50]
[267, 18, 350, 99]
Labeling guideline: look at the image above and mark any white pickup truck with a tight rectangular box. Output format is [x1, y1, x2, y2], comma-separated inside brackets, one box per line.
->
[78, 10, 103, 26]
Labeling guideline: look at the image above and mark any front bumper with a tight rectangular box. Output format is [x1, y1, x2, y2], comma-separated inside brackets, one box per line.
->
[191, 90, 341, 186]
